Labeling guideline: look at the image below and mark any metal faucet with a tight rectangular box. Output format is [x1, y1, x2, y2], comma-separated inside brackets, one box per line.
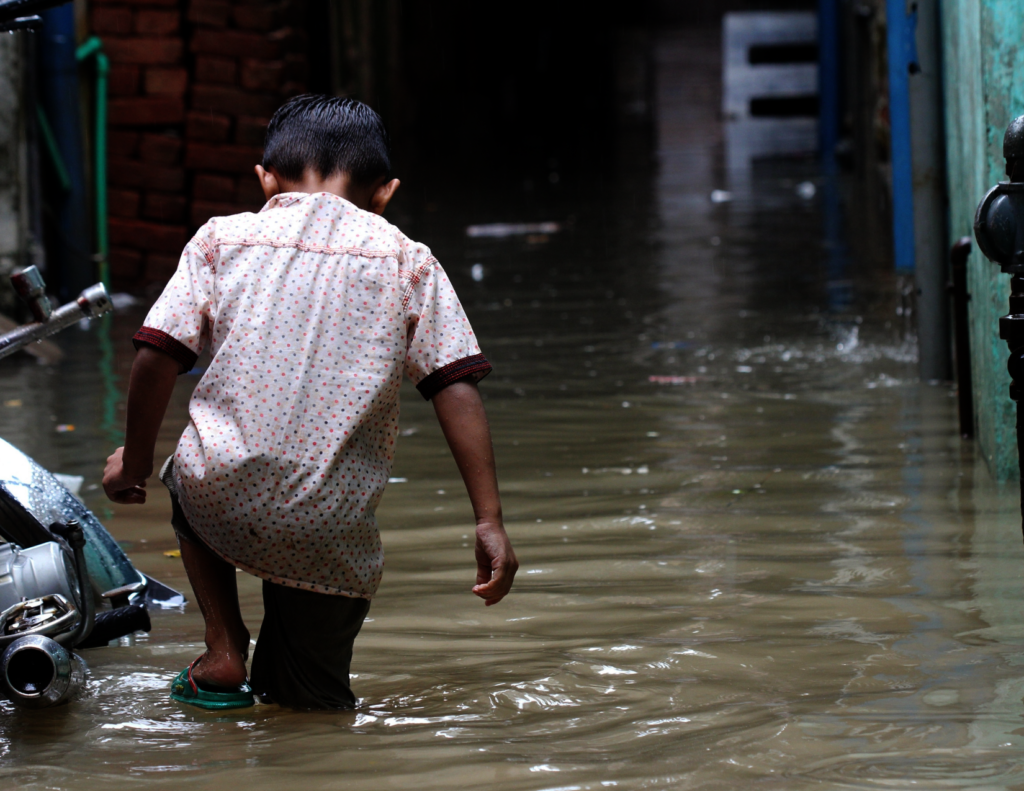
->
[0, 267, 113, 361]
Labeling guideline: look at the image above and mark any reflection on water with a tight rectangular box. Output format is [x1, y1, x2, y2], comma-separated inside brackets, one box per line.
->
[2, 28, 1024, 791]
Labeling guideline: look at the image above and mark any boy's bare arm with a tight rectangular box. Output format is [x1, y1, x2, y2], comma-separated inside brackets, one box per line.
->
[103, 346, 180, 504]
[432, 380, 518, 605]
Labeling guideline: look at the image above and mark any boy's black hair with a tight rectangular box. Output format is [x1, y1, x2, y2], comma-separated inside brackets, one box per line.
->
[262, 94, 391, 185]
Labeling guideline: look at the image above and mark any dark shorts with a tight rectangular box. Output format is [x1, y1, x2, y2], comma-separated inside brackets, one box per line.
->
[163, 459, 371, 710]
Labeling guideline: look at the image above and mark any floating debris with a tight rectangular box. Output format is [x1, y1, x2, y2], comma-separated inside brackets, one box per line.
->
[465, 222, 561, 238]
[471, 264, 485, 281]
[796, 181, 817, 199]
[3, 399, 21, 408]
[710, 190, 733, 204]
[583, 466, 649, 476]
[649, 375, 700, 385]
[163, 549, 181, 558]
[55, 424, 75, 433]
[651, 341, 690, 350]
[110, 293, 138, 310]
[388, 477, 407, 483]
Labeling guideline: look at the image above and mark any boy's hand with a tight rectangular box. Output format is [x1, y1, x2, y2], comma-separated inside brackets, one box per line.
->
[103, 447, 149, 505]
[472, 520, 518, 606]
[431, 380, 516, 605]
[105, 346, 179, 505]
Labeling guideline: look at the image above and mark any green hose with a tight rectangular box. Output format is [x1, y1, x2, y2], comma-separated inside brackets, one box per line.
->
[75, 37, 119, 452]
[35, 104, 71, 193]
[76, 36, 109, 290]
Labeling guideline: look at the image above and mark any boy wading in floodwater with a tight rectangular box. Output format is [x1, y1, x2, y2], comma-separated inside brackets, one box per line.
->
[102, 95, 518, 710]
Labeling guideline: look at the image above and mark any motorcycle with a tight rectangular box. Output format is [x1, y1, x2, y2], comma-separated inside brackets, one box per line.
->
[0, 266, 184, 709]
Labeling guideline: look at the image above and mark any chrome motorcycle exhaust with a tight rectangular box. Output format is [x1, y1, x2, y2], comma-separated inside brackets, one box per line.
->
[0, 267, 112, 361]
[0, 634, 85, 708]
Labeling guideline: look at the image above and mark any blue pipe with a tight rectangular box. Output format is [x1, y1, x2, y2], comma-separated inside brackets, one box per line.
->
[886, 0, 918, 272]
[37, 4, 91, 299]
[818, 0, 841, 171]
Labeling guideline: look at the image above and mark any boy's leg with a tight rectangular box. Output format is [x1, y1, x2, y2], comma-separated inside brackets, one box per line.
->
[250, 581, 370, 709]
[177, 533, 250, 688]
[170, 490, 250, 689]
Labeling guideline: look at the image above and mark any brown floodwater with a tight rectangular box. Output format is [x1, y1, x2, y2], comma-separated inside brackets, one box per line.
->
[2, 29, 1024, 791]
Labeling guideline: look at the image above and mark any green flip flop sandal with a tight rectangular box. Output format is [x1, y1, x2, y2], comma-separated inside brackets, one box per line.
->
[170, 656, 255, 710]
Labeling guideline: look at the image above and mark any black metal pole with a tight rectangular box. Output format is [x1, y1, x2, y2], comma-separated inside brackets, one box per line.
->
[1004, 274, 1024, 532]
[949, 237, 974, 438]
[973, 115, 1024, 541]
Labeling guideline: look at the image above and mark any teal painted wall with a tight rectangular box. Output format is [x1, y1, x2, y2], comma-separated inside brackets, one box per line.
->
[940, 0, 1024, 479]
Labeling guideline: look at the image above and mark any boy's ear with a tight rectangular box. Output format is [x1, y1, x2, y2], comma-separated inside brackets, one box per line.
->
[255, 165, 280, 202]
[370, 178, 400, 216]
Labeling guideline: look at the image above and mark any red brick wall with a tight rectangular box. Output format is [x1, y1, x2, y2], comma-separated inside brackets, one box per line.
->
[92, 0, 308, 289]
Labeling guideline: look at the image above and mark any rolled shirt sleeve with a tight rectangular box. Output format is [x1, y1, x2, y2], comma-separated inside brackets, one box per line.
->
[403, 260, 492, 400]
[132, 235, 215, 373]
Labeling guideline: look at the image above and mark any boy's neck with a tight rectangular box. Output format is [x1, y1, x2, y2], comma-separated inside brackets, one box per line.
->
[256, 164, 398, 215]
[276, 172, 375, 211]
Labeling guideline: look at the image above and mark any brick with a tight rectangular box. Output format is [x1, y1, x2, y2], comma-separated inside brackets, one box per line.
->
[191, 201, 254, 227]
[108, 64, 140, 96]
[108, 130, 140, 157]
[235, 176, 266, 206]
[144, 253, 180, 282]
[232, 4, 284, 32]
[142, 192, 187, 222]
[191, 29, 281, 60]
[108, 158, 143, 189]
[268, 27, 305, 54]
[144, 67, 187, 96]
[108, 97, 185, 125]
[282, 53, 308, 83]
[234, 115, 268, 147]
[109, 218, 188, 254]
[91, 6, 133, 35]
[280, 82, 306, 99]
[185, 142, 264, 174]
[187, 0, 230, 27]
[93, 0, 177, 6]
[104, 37, 183, 65]
[108, 247, 143, 280]
[186, 111, 231, 143]
[138, 133, 182, 165]
[144, 165, 186, 193]
[190, 85, 280, 118]
[108, 189, 140, 219]
[193, 173, 236, 202]
[134, 9, 179, 35]
[108, 158, 185, 192]
[195, 56, 237, 85]
[239, 59, 283, 92]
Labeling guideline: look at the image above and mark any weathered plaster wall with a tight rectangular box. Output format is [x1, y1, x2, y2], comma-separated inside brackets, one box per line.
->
[0, 36, 24, 282]
[941, 0, 1024, 479]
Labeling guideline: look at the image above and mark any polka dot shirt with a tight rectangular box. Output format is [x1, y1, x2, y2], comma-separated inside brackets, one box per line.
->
[133, 192, 491, 598]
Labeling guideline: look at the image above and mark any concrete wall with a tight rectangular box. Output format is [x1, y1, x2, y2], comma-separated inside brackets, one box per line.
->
[941, 0, 1024, 479]
[0, 36, 25, 285]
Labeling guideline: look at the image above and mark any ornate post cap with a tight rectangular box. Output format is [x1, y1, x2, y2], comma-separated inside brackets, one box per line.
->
[976, 117, 1024, 273]
[1005, 115, 1024, 163]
